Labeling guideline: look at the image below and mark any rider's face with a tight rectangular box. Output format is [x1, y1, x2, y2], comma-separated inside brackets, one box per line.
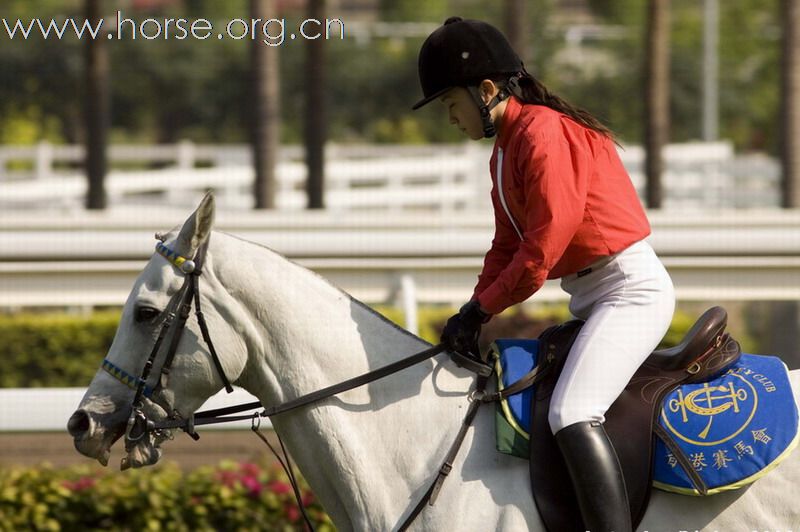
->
[440, 87, 484, 140]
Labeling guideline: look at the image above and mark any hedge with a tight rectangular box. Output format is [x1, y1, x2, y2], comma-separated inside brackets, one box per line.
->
[0, 305, 753, 388]
[0, 312, 120, 388]
[0, 460, 333, 532]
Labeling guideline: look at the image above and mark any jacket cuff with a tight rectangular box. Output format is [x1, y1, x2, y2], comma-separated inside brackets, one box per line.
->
[476, 287, 508, 316]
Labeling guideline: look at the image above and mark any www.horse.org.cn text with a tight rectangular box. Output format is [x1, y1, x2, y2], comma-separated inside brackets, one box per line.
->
[2, 10, 345, 47]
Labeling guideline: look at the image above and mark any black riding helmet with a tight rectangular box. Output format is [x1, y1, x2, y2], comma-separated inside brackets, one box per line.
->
[412, 17, 524, 137]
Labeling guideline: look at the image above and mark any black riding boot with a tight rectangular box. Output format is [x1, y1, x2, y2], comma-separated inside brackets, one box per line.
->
[555, 421, 632, 532]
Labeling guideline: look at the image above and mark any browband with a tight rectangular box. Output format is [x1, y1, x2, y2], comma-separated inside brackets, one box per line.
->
[155, 241, 196, 273]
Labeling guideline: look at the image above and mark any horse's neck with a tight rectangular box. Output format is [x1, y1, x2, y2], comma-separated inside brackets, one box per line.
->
[213, 234, 476, 530]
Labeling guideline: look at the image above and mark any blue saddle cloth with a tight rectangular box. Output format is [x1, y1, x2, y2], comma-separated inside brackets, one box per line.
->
[491, 338, 800, 496]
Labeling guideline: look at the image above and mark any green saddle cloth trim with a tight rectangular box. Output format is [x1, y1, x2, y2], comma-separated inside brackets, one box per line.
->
[491, 341, 533, 459]
[494, 406, 531, 459]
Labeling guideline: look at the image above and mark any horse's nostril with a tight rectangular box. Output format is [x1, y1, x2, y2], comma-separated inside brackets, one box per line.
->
[67, 410, 91, 437]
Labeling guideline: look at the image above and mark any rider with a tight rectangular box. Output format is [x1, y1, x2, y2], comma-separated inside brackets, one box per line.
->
[413, 17, 675, 532]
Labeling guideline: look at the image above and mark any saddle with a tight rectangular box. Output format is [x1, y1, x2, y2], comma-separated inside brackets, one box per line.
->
[528, 306, 742, 532]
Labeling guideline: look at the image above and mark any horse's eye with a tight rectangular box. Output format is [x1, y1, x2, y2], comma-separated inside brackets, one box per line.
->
[135, 307, 161, 323]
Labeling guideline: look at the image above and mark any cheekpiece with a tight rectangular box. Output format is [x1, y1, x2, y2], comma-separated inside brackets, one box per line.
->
[155, 241, 196, 273]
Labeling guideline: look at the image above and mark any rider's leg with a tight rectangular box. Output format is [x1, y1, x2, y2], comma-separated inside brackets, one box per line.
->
[555, 420, 631, 532]
[549, 240, 675, 531]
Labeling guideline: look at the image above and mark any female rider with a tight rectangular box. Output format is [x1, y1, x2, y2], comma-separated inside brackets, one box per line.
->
[413, 17, 675, 532]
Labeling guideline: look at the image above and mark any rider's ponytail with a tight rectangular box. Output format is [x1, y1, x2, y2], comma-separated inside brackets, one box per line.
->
[514, 70, 615, 140]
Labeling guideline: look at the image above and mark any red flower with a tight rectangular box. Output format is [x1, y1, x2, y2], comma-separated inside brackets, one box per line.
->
[240, 475, 263, 498]
[301, 492, 314, 506]
[239, 462, 260, 477]
[62, 476, 96, 492]
[285, 503, 300, 522]
[267, 480, 292, 495]
[216, 470, 237, 488]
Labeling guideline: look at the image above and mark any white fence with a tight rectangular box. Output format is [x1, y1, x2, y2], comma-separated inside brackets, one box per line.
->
[0, 142, 489, 212]
[0, 141, 782, 211]
[1, 210, 799, 314]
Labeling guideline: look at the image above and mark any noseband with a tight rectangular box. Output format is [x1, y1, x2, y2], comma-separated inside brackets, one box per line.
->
[101, 236, 233, 452]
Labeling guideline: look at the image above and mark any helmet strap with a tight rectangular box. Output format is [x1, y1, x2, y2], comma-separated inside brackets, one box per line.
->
[467, 74, 521, 139]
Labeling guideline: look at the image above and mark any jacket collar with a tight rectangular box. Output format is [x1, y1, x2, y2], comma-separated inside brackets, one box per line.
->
[496, 95, 523, 149]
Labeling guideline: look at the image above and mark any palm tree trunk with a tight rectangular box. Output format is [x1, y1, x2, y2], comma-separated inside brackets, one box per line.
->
[85, 0, 108, 210]
[504, 0, 527, 60]
[305, 0, 326, 209]
[251, 0, 280, 209]
[782, 0, 800, 208]
[644, 0, 670, 209]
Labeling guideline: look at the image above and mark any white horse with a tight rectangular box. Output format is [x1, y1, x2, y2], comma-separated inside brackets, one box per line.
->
[69, 195, 800, 531]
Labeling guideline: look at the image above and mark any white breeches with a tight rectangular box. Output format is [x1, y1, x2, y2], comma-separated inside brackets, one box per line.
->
[548, 240, 676, 434]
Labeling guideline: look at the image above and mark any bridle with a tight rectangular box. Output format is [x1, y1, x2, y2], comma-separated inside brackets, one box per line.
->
[101, 236, 233, 455]
[101, 233, 518, 531]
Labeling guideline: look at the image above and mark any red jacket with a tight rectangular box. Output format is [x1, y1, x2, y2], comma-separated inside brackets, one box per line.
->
[474, 97, 651, 315]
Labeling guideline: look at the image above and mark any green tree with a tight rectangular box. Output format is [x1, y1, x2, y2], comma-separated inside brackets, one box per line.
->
[587, 0, 781, 150]
[0, 0, 785, 152]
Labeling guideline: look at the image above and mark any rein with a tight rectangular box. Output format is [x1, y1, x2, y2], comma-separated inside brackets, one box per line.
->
[153, 342, 447, 431]
[102, 234, 506, 531]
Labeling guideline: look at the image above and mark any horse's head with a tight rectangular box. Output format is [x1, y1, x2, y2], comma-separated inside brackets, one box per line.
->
[67, 194, 247, 469]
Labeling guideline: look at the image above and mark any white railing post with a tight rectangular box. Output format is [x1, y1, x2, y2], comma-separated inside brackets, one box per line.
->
[398, 273, 419, 335]
[176, 140, 195, 170]
[466, 142, 488, 210]
[440, 152, 455, 215]
[170, 140, 196, 204]
[387, 167, 403, 213]
[35, 140, 53, 181]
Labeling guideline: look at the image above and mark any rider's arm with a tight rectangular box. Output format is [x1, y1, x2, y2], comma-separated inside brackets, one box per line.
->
[477, 129, 590, 315]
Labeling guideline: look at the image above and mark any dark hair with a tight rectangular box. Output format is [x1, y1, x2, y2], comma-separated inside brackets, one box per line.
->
[509, 71, 615, 140]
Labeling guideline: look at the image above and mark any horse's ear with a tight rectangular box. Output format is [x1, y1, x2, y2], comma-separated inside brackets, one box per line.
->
[175, 193, 215, 257]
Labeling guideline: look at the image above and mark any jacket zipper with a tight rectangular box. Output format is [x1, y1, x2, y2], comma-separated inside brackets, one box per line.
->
[496, 148, 524, 240]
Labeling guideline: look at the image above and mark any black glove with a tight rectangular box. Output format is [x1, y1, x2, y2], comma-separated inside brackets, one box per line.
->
[440, 300, 490, 360]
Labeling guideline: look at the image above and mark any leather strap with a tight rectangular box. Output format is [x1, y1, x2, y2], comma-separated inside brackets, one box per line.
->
[153, 344, 447, 431]
[398, 375, 489, 531]
[252, 418, 316, 531]
[153, 280, 193, 393]
[653, 423, 709, 495]
[190, 239, 234, 393]
[529, 322, 586, 532]
[482, 360, 552, 403]
[192, 273, 234, 393]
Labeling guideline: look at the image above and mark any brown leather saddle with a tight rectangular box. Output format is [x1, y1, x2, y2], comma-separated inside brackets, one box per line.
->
[528, 306, 742, 532]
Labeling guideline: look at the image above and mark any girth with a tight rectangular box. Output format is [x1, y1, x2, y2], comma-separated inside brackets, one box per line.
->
[528, 306, 742, 532]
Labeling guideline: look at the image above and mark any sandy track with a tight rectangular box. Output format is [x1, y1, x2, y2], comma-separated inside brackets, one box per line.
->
[0, 430, 281, 470]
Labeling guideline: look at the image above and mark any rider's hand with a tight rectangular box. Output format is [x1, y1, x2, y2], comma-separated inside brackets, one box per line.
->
[440, 300, 491, 360]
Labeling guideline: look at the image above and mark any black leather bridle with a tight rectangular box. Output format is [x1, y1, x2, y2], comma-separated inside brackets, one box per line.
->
[101, 234, 496, 531]
[101, 237, 233, 455]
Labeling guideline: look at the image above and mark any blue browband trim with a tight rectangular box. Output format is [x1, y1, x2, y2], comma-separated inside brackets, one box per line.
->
[155, 241, 196, 273]
[101, 358, 154, 397]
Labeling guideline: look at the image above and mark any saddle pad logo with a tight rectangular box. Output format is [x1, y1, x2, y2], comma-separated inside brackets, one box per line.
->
[655, 354, 799, 495]
[662, 375, 757, 446]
